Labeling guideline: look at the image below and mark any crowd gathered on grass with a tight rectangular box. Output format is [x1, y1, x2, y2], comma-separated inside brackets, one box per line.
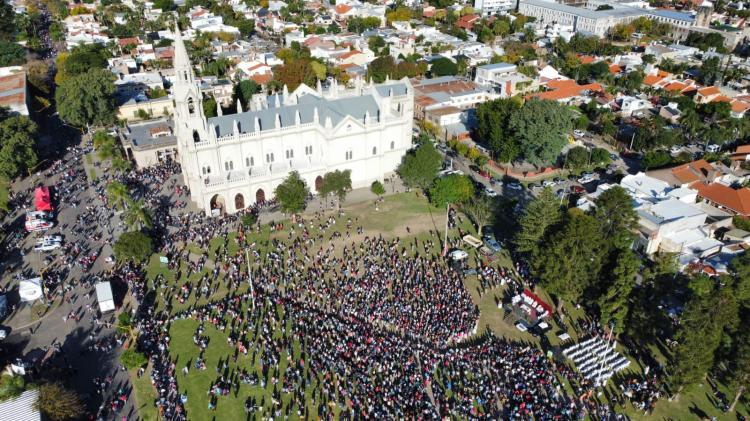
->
[81, 161, 647, 419]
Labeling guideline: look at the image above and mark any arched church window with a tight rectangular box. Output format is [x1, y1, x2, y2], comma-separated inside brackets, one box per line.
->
[193, 130, 200, 143]
[188, 98, 195, 115]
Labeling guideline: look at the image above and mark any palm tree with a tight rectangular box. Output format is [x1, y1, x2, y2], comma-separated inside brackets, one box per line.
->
[123, 199, 153, 230]
[106, 181, 131, 211]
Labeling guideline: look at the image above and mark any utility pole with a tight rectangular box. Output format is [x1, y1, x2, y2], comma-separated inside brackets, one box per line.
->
[245, 249, 255, 311]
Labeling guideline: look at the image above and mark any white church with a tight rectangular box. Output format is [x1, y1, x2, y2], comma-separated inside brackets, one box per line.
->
[171, 27, 415, 215]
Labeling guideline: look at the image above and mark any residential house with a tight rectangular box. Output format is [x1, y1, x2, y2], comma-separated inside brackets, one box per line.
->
[474, 62, 533, 97]
[696, 182, 750, 217]
[0, 66, 29, 116]
[527, 79, 603, 104]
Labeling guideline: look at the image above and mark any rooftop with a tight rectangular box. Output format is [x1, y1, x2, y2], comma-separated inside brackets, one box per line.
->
[696, 182, 750, 216]
[122, 118, 177, 150]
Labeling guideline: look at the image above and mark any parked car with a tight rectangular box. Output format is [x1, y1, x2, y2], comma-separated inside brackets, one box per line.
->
[483, 235, 502, 252]
[706, 144, 721, 153]
[484, 187, 498, 197]
[491, 177, 504, 186]
[570, 185, 586, 194]
[35, 240, 61, 252]
[542, 179, 556, 188]
[556, 188, 566, 199]
[609, 153, 619, 161]
[670, 145, 683, 155]
[528, 183, 540, 190]
[573, 129, 586, 137]
[507, 183, 523, 191]
[577, 173, 595, 184]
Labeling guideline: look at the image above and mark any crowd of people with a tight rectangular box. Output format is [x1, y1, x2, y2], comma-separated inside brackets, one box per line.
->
[3, 141, 658, 421]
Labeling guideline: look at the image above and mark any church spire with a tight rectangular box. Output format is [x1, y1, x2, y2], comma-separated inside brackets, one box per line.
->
[173, 22, 193, 85]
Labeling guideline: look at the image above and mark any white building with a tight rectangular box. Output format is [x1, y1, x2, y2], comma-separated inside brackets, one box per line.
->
[171, 28, 414, 215]
[518, 0, 694, 37]
[474, 62, 532, 97]
[474, 0, 516, 15]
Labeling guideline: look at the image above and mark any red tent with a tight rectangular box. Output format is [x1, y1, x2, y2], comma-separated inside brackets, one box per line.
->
[35, 186, 52, 211]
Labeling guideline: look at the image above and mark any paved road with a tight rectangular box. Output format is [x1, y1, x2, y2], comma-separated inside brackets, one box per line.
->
[0, 133, 137, 420]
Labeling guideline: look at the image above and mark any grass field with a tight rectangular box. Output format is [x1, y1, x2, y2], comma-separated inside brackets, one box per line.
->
[131, 192, 749, 419]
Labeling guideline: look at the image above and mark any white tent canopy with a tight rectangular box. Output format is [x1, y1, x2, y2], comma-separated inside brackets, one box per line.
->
[18, 278, 43, 302]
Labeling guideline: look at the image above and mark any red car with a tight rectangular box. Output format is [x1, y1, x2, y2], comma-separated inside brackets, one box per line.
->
[570, 185, 586, 194]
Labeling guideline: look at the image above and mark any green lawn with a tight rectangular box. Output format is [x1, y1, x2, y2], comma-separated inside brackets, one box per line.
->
[131, 366, 159, 421]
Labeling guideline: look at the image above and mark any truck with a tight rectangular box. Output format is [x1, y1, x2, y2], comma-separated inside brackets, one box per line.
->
[95, 282, 115, 313]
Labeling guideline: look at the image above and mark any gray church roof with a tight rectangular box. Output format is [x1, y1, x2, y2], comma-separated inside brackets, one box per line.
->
[207, 83, 408, 138]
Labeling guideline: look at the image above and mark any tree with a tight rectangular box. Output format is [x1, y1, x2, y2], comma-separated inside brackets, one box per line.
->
[123, 199, 153, 230]
[515, 187, 562, 254]
[319, 169, 352, 206]
[510, 99, 573, 166]
[669, 279, 737, 393]
[367, 55, 397, 83]
[0, 2, 14, 41]
[120, 349, 148, 369]
[593, 185, 638, 250]
[533, 210, 605, 308]
[371, 180, 385, 196]
[0, 42, 26, 66]
[233, 80, 260, 110]
[34, 382, 84, 421]
[113, 231, 153, 263]
[56, 69, 116, 128]
[430, 57, 458, 76]
[0, 374, 26, 400]
[565, 146, 589, 172]
[26, 60, 51, 94]
[727, 328, 750, 411]
[0, 116, 38, 179]
[274, 171, 309, 215]
[106, 181, 132, 211]
[428, 174, 474, 208]
[476, 98, 521, 163]
[589, 147, 611, 167]
[273, 59, 316, 91]
[203, 95, 217, 118]
[397, 141, 442, 190]
[462, 195, 494, 235]
[641, 150, 672, 169]
[597, 248, 639, 334]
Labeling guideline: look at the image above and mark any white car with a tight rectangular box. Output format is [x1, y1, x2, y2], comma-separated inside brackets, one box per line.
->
[670, 145, 683, 155]
[706, 144, 721, 153]
[42, 235, 63, 243]
[484, 187, 498, 197]
[34, 241, 61, 252]
[542, 179, 556, 188]
[447, 169, 464, 176]
[578, 173, 595, 184]
[573, 130, 586, 137]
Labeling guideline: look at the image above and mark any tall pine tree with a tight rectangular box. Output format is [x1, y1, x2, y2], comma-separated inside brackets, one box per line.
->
[514, 188, 562, 255]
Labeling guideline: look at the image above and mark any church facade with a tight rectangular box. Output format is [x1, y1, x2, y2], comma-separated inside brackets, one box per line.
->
[171, 29, 415, 215]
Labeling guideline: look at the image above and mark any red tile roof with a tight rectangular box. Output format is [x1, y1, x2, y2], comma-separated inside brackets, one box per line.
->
[697, 86, 721, 97]
[335, 4, 352, 14]
[696, 183, 750, 216]
[671, 159, 716, 184]
[249, 73, 273, 85]
[643, 74, 664, 86]
[527, 79, 603, 101]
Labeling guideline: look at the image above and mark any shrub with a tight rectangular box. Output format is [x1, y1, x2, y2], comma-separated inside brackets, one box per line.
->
[120, 349, 148, 369]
